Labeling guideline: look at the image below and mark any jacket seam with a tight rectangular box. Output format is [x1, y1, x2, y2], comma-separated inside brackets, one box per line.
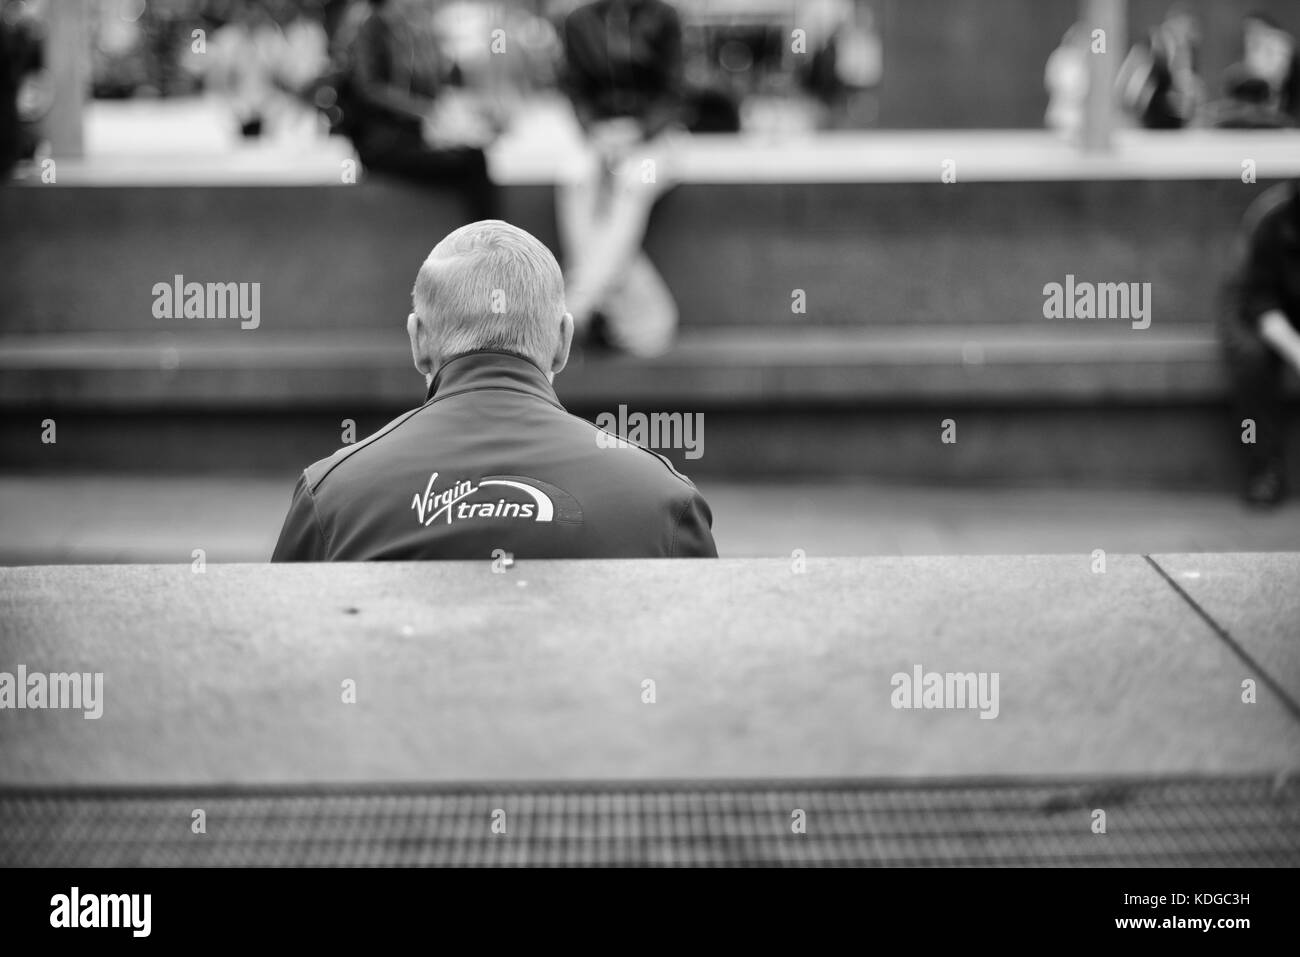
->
[572, 413, 699, 489]
[309, 404, 426, 493]
[669, 494, 694, 557]
[304, 476, 333, 558]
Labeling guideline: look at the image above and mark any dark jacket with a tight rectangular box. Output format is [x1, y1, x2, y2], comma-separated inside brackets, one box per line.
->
[338, 9, 436, 149]
[560, 0, 683, 137]
[271, 351, 717, 561]
[1229, 180, 1300, 333]
[0, 15, 42, 178]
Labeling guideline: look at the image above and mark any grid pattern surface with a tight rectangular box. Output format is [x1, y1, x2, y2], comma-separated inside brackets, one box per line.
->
[3, 776, 1296, 867]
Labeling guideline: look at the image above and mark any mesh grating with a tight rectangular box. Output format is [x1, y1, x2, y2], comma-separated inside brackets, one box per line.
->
[2, 776, 1297, 867]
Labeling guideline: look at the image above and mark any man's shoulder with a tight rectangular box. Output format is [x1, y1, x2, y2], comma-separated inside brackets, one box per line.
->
[571, 411, 701, 495]
[304, 403, 429, 493]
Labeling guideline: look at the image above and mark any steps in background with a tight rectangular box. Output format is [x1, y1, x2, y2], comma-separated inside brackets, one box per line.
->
[3, 326, 1295, 486]
[5, 163, 1298, 487]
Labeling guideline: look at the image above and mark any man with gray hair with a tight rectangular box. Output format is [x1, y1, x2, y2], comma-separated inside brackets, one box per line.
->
[271, 220, 716, 561]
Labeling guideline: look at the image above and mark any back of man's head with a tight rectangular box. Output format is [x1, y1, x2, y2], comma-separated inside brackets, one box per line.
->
[410, 220, 568, 377]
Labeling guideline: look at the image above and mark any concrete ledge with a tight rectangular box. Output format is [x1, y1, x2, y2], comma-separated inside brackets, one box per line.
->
[18, 117, 1300, 186]
[496, 128, 1300, 186]
[0, 326, 1263, 410]
[1, 555, 1296, 787]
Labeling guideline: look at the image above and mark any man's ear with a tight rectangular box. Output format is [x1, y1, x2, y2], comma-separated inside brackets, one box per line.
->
[551, 311, 575, 378]
[408, 312, 433, 376]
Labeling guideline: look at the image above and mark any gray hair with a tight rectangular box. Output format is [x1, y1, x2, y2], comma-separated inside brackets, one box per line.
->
[412, 220, 566, 371]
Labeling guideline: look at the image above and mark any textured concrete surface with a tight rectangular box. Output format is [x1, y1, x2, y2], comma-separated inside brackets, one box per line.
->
[1, 556, 1296, 787]
[1151, 553, 1300, 704]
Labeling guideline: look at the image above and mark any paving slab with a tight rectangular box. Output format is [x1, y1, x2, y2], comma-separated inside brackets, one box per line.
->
[0, 556, 1296, 787]
[1149, 553, 1300, 708]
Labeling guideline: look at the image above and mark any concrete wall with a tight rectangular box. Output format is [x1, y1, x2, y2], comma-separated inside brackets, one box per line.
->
[0, 176, 1273, 335]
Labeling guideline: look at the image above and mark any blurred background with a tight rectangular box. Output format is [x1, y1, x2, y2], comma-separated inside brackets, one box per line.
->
[2, 0, 1299, 563]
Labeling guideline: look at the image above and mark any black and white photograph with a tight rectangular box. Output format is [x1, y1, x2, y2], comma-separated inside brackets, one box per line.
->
[0, 0, 1297, 938]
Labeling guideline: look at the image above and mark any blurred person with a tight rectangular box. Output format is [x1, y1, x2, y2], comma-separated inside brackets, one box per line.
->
[433, 0, 559, 122]
[1208, 70, 1290, 128]
[1220, 12, 1300, 128]
[1116, 4, 1201, 130]
[1219, 180, 1300, 507]
[319, 0, 352, 42]
[557, 0, 684, 357]
[92, 0, 149, 98]
[191, 0, 329, 140]
[264, 0, 331, 138]
[271, 220, 716, 561]
[139, 0, 203, 97]
[1045, 23, 1089, 139]
[806, 1, 883, 128]
[271, 1, 329, 90]
[0, 0, 44, 178]
[336, 0, 495, 216]
[199, 0, 284, 136]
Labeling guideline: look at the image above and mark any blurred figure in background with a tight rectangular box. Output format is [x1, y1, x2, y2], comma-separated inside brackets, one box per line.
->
[318, 0, 352, 42]
[806, 0, 882, 128]
[433, 0, 559, 124]
[266, 0, 330, 137]
[199, 0, 286, 136]
[336, 0, 495, 216]
[558, 0, 684, 357]
[1045, 23, 1089, 140]
[140, 0, 205, 98]
[0, 0, 45, 179]
[1219, 180, 1300, 507]
[1212, 12, 1299, 129]
[1116, 4, 1201, 129]
[92, 0, 149, 98]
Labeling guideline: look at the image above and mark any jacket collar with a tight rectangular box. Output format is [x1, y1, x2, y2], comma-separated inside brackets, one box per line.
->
[425, 350, 564, 409]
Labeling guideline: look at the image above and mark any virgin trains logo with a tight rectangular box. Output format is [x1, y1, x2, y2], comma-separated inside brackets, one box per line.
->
[410, 472, 582, 526]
